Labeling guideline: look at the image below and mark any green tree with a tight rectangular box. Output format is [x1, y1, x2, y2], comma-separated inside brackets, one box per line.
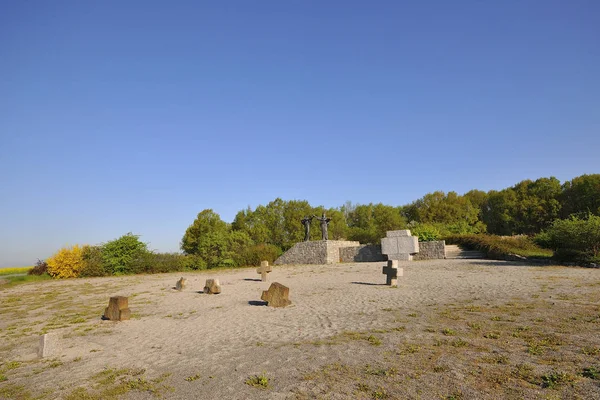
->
[181, 209, 229, 255]
[560, 174, 600, 218]
[101, 233, 148, 275]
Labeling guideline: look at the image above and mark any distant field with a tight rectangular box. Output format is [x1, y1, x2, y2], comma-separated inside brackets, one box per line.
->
[0, 267, 33, 276]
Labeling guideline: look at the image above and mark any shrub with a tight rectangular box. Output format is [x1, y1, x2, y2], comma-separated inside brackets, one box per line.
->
[446, 234, 552, 260]
[80, 246, 107, 277]
[180, 254, 208, 270]
[46, 245, 86, 278]
[410, 223, 442, 242]
[237, 244, 282, 266]
[129, 252, 187, 274]
[28, 259, 48, 275]
[101, 233, 148, 275]
[535, 214, 600, 263]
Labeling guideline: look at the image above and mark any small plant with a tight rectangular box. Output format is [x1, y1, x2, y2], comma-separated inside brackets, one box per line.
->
[582, 347, 600, 356]
[442, 328, 456, 336]
[484, 331, 501, 339]
[491, 316, 502, 321]
[582, 366, 599, 380]
[451, 338, 468, 347]
[433, 365, 449, 373]
[366, 335, 382, 346]
[467, 322, 482, 330]
[408, 313, 418, 317]
[541, 371, 576, 388]
[184, 374, 201, 382]
[372, 387, 389, 399]
[512, 364, 535, 382]
[356, 382, 371, 392]
[403, 344, 421, 354]
[245, 373, 269, 389]
[0, 374, 6, 382]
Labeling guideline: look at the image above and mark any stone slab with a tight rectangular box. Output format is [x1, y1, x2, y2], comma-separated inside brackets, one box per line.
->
[275, 240, 360, 265]
[387, 253, 413, 261]
[38, 333, 60, 358]
[397, 236, 419, 254]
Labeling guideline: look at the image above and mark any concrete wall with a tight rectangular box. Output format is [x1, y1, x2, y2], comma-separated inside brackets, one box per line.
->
[339, 245, 386, 262]
[413, 240, 446, 260]
[275, 240, 360, 265]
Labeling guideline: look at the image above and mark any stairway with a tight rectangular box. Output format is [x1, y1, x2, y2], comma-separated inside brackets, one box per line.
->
[445, 245, 485, 259]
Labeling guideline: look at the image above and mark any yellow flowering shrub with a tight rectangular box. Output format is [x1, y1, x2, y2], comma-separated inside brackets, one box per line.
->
[46, 245, 86, 278]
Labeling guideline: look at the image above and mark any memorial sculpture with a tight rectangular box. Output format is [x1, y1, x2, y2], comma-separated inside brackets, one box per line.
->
[300, 215, 314, 241]
[315, 213, 332, 241]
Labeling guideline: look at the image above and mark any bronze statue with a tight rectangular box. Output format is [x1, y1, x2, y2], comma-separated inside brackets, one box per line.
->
[315, 213, 332, 241]
[300, 216, 314, 241]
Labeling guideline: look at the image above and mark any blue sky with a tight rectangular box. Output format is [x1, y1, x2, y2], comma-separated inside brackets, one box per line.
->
[1, 1, 598, 267]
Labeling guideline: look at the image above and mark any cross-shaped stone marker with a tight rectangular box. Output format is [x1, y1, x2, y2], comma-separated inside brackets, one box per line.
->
[382, 260, 403, 286]
[256, 261, 272, 282]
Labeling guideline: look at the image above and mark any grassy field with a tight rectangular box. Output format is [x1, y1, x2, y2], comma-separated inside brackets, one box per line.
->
[0, 267, 33, 276]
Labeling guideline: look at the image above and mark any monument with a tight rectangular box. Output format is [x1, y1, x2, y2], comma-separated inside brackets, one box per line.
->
[300, 216, 314, 242]
[315, 213, 332, 240]
[381, 230, 419, 261]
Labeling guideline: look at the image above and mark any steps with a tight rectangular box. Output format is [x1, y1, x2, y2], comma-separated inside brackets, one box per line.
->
[445, 245, 485, 259]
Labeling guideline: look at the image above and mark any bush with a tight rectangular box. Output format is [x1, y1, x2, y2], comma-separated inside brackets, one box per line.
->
[180, 254, 208, 270]
[237, 244, 282, 266]
[101, 233, 148, 275]
[129, 252, 187, 274]
[28, 259, 48, 275]
[535, 214, 600, 263]
[446, 234, 552, 260]
[80, 246, 107, 277]
[46, 245, 86, 278]
[410, 224, 442, 242]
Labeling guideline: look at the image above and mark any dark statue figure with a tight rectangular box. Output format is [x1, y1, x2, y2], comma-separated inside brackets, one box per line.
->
[315, 213, 332, 241]
[300, 215, 314, 241]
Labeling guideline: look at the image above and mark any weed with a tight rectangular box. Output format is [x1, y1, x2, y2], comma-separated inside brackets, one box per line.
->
[467, 322, 482, 330]
[433, 365, 449, 373]
[367, 335, 382, 346]
[372, 387, 388, 399]
[185, 374, 201, 382]
[0, 374, 6, 382]
[356, 382, 371, 392]
[541, 371, 576, 388]
[451, 338, 468, 347]
[245, 373, 270, 389]
[442, 328, 456, 336]
[582, 366, 600, 380]
[402, 344, 421, 354]
[483, 331, 501, 339]
[582, 347, 600, 356]
[408, 313, 418, 317]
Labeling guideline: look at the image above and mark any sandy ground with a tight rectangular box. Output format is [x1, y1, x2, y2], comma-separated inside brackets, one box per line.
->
[1, 259, 600, 399]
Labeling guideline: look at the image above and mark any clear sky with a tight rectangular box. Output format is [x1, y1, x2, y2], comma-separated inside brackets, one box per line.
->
[1, 1, 598, 267]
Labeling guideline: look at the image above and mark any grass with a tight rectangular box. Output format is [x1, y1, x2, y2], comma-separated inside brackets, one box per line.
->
[1, 273, 52, 286]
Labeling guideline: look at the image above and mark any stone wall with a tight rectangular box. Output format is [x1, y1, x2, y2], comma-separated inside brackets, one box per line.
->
[275, 240, 360, 265]
[413, 241, 446, 260]
[339, 245, 385, 262]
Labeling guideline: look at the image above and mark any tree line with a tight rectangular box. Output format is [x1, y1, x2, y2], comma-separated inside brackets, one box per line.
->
[181, 174, 599, 266]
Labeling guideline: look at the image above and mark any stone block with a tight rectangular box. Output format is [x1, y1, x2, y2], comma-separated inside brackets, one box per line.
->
[261, 282, 292, 307]
[204, 279, 221, 294]
[38, 333, 60, 358]
[381, 237, 398, 255]
[386, 230, 412, 237]
[175, 277, 187, 291]
[397, 236, 419, 254]
[103, 296, 131, 321]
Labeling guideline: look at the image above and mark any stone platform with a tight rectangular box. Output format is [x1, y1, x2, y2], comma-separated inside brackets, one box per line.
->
[274, 240, 360, 265]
